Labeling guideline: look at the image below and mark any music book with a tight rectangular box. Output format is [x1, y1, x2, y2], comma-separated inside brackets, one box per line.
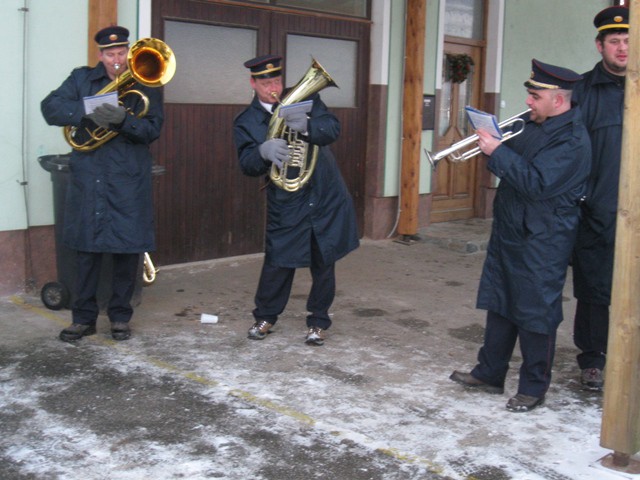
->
[83, 91, 118, 115]
[465, 106, 502, 139]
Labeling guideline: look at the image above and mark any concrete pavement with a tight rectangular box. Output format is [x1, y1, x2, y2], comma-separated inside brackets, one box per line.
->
[0, 219, 623, 480]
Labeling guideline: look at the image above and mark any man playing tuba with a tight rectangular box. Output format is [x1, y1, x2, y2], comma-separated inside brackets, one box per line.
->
[41, 26, 165, 342]
[233, 54, 359, 346]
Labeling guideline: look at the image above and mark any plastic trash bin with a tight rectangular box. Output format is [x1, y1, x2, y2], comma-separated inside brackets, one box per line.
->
[38, 154, 142, 310]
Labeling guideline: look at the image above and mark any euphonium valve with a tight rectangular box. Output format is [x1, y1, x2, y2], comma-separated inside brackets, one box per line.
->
[267, 58, 338, 192]
[63, 38, 176, 152]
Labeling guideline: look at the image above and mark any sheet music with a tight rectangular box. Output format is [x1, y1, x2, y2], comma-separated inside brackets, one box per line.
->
[278, 100, 313, 118]
[465, 106, 502, 139]
[83, 91, 118, 115]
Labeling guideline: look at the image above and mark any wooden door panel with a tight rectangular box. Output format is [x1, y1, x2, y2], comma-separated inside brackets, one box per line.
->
[431, 41, 482, 223]
[151, 0, 367, 266]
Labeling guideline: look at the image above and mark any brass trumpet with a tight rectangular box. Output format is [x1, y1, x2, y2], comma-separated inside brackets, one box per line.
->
[64, 38, 176, 152]
[425, 109, 531, 168]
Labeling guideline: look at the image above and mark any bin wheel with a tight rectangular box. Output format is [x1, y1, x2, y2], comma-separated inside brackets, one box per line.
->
[41, 282, 71, 310]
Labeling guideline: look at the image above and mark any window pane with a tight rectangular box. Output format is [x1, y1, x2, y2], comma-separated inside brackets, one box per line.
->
[164, 21, 256, 104]
[277, 0, 367, 17]
[439, 79, 452, 137]
[444, 0, 484, 39]
[458, 68, 474, 135]
[286, 35, 357, 108]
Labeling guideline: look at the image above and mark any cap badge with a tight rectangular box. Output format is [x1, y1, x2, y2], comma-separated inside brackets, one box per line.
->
[109, 34, 118, 41]
[614, 15, 623, 23]
[266, 63, 274, 70]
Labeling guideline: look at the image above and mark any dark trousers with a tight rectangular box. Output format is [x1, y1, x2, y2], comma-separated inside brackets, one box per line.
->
[72, 251, 139, 325]
[471, 311, 557, 398]
[573, 300, 609, 370]
[253, 236, 335, 330]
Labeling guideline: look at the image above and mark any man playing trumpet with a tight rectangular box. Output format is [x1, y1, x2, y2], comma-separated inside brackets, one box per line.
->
[450, 59, 591, 412]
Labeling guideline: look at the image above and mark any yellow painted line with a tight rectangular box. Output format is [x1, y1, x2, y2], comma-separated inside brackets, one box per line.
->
[11, 295, 453, 478]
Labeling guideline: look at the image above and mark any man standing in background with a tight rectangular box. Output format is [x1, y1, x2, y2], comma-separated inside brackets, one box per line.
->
[571, 5, 628, 391]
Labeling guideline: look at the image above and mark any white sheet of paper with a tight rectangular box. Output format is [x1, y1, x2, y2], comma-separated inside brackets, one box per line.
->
[83, 91, 119, 115]
[278, 100, 313, 118]
[465, 106, 502, 139]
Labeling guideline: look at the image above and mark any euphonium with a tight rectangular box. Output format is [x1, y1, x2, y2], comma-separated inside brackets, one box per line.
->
[64, 38, 177, 152]
[267, 58, 338, 192]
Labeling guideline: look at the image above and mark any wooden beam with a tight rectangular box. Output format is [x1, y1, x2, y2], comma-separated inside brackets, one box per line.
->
[397, 0, 426, 238]
[600, 0, 640, 460]
[88, 0, 118, 66]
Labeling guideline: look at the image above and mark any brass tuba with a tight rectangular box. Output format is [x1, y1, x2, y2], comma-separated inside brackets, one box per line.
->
[64, 38, 177, 152]
[267, 58, 338, 192]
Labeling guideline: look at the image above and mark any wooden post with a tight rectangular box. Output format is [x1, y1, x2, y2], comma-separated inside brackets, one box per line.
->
[600, 0, 640, 467]
[396, 0, 426, 241]
[88, 0, 118, 66]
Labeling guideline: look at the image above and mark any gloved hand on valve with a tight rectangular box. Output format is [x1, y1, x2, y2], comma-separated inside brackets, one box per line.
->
[88, 103, 127, 129]
[259, 138, 289, 169]
[282, 110, 308, 134]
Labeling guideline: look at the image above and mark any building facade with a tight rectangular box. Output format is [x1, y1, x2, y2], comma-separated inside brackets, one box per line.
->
[1, 0, 606, 296]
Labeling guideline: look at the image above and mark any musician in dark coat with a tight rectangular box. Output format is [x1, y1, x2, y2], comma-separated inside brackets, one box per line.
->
[41, 26, 164, 342]
[570, 6, 628, 391]
[450, 60, 591, 412]
[233, 55, 359, 346]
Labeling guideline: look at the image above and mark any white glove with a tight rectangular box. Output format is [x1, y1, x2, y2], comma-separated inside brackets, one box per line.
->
[259, 138, 289, 169]
[88, 103, 126, 129]
[283, 110, 308, 133]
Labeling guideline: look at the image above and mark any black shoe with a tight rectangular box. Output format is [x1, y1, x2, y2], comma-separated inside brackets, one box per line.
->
[580, 368, 604, 391]
[506, 393, 545, 412]
[59, 323, 96, 342]
[449, 370, 504, 394]
[111, 322, 131, 341]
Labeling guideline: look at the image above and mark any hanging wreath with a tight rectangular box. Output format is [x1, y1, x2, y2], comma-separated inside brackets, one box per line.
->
[446, 54, 474, 84]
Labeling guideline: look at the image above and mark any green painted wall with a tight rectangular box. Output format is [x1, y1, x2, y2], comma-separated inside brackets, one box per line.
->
[382, 0, 610, 197]
[383, 0, 440, 198]
[499, 0, 608, 122]
[2, 0, 138, 233]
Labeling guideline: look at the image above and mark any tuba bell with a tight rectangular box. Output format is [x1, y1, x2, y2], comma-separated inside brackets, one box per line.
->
[267, 58, 338, 192]
[64, 38, 177, 152]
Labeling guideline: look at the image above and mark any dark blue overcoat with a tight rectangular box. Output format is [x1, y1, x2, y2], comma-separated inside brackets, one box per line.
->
[41, 62, 163, 254]
[476, 108, 591, 335]
[571, 62, 624, 305]
[233, 94, 359, 268]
